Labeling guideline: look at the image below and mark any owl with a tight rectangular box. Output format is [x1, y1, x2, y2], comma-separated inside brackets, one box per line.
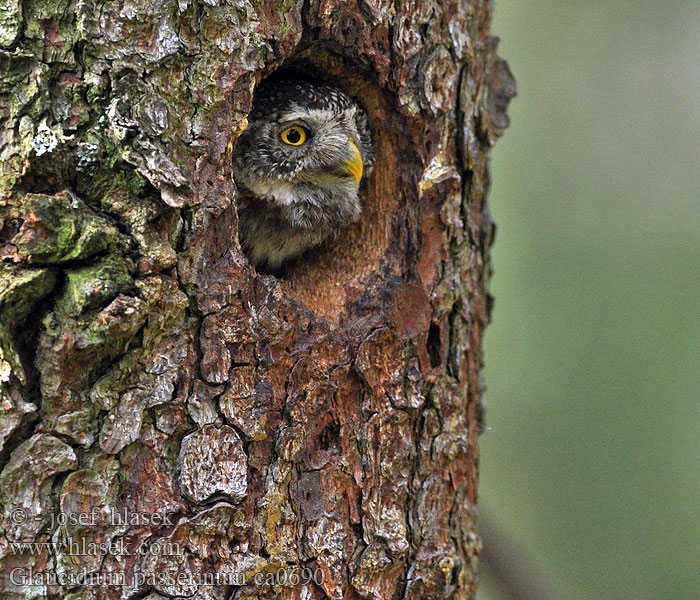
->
[232, 76, 373, 272]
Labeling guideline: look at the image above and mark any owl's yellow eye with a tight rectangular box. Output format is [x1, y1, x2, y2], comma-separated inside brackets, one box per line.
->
[280, 126, 307, 146]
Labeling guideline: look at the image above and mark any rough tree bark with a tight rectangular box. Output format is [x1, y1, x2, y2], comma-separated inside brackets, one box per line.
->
[0, 0, 514, 599]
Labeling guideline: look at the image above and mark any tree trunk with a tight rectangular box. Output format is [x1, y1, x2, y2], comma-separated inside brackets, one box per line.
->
[0, 1, 514, 599]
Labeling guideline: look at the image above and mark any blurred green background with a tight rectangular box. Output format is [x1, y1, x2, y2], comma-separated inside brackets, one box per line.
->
[479, 1, 699, 599]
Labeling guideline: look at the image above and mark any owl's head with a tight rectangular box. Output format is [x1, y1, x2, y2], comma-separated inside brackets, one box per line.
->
[232, 77, 373, 230]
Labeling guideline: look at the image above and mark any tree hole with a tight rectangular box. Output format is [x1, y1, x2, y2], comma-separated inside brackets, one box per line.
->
[233, 46, 419, 324]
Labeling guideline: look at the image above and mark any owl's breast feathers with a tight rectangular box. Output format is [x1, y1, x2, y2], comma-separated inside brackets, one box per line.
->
[236, 186, 333, 272]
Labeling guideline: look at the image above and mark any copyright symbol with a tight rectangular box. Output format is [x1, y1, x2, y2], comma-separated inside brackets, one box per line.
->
[10, 508, 27, 525]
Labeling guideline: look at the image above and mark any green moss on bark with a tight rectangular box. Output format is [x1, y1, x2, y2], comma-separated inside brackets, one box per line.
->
[6, 191, 127, 264]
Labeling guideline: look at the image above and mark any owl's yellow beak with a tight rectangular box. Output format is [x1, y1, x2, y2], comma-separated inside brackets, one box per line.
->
[337, 139, 363, 184]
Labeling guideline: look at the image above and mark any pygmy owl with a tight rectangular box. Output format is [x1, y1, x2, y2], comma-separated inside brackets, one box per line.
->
[232, 76, 373, 272]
